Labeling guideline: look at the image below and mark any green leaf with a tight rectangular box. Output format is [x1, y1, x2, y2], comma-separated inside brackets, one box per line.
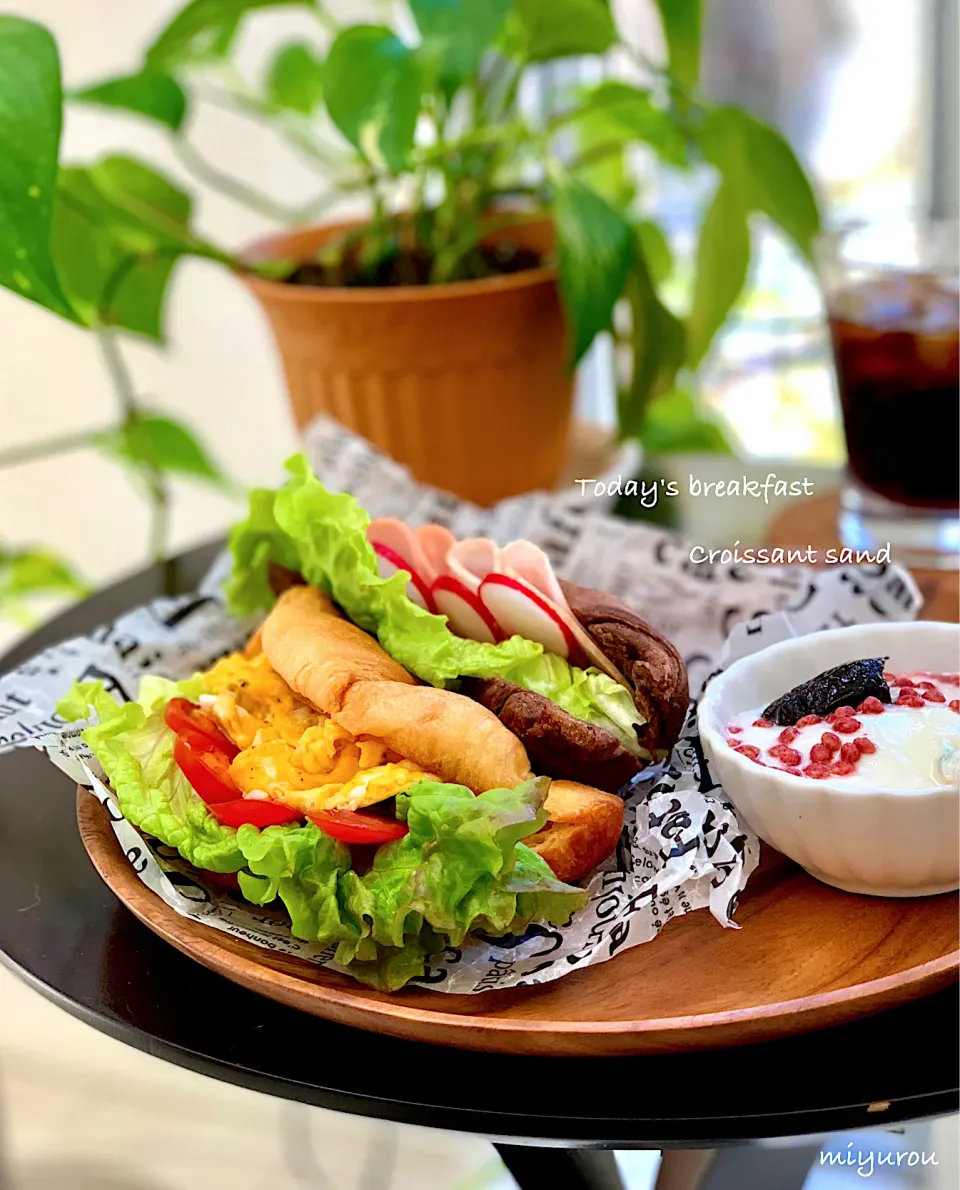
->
[208, 15, 243, 57]
[654, 0, 701, 89]
[53, 158, 194, 338]
[635, 219, 673, 285]
[323, 26, 421, 172]
[266, 42, 324, 114]
[410, 0, 512, 85]
[554, 180, 634, 366]
[90, 156, 194, 243]
[686, 180, 750, 366]
[60, 676, 245, 874]
[641, 387, 732, 455]
[0, 17, 80, 323]
[618, 249, 685, 440]
[145, 0, 314, 70]
[572, 81, 687, 166]
[516, 0, 617, 60]
[0, 544, 88, 600]
[699, 106, 820, 260]
[492, 10, 528, 59]
[73, 71, 187, 130]
[573, 140, 631, 211]
[53, 181, 179, 338]
[96, 415, 227, 486]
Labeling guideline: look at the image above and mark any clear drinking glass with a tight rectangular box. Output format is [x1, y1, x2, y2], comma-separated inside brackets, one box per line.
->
[816, 220, 959, 569]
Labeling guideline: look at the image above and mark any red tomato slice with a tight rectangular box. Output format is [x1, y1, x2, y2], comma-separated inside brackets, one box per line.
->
[308, 809, 409, 845]
[174, 732, 239, 804]
[164, 698, 238, 759]
[210, 799, 303, 828]
[197, 869, 241, 890]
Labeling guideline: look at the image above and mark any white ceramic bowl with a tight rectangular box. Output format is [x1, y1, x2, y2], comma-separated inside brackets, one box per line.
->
[698, 622, 959, 898]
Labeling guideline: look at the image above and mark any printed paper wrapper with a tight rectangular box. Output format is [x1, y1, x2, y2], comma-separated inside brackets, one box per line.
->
[0, 420, 924, 993]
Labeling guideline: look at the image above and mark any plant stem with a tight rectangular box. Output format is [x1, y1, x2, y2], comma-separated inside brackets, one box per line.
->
[198, 73, 352, 173]
[172, 138, 303, 223]
[0, 428, 107, 470]
[430, 209, 526, 284]
[566, 138, 629, 173]
[310, 1, 339, 34]
[413, 120, 528, 166]
[97, 330, 171, 565]
[624, 45, 698, 104]
[479, 53, 520, 124]
[289, 188, 345, 226]
[98, 253, 148, 324]
[147, 471, 171, 566]
[96, 328, 137, 416]
[276, 120, 353, 171]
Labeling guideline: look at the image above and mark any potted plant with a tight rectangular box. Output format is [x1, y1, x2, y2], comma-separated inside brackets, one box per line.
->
[0, 1, 819, 528]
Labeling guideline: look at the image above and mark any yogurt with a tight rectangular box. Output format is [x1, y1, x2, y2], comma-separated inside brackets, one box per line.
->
[725, 672, 960, 789]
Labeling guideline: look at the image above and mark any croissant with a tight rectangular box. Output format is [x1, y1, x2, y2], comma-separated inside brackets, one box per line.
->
[260, 586, 624, 881]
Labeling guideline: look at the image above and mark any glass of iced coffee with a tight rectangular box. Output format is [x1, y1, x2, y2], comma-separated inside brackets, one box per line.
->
[817, 220, 959, 568]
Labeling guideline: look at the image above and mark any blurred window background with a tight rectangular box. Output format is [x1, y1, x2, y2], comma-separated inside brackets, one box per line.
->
[694, 0, 952, 466]
[0, 0, 956, 629]
[571, 0, 958, 464]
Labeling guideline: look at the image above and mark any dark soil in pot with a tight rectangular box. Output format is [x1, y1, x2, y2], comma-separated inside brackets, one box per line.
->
[285, 241, 544, 288]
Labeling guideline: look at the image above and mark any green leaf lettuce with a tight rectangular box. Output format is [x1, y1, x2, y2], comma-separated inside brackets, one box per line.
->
[61, 685, 588, 991]
[334, 777, 587, 988]
[59, 677, 245, 872]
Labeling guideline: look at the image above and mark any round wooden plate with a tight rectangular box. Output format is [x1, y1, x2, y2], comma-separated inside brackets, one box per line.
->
[78, 792, 959, 1057]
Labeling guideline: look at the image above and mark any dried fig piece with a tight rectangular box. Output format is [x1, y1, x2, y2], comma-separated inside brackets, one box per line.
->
[559, 580, 689, 761]
[762, 657, 891, 725]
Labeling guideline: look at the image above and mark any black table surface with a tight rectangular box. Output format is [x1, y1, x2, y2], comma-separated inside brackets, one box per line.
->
[0, 542, 957, 1148]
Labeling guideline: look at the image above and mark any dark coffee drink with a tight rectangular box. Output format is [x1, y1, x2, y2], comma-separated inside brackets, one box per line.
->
[828, 274, 959, 510]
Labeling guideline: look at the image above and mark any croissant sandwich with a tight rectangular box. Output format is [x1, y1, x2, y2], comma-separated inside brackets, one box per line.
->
[260, 584, 624, 884]
[62, 543, 626, 991]
[62, 458, 690, 990]
[236, 456, 689, 798]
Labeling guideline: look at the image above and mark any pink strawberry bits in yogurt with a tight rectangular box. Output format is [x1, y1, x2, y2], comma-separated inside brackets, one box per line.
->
[725, 672, 960, 788]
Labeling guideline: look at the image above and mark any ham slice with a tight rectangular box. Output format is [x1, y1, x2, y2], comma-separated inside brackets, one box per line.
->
[498, 541, 628, 686]
[499, 540, 568, 606]
[368, 518, 427, 573]
[416, 524, 457, 585]
[446, 537, 502, 594]
[367, 518, 435, 612]
[370, 520, 629, 688]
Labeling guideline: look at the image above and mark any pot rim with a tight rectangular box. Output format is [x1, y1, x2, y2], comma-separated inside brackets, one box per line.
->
[238, 218, 558, 304]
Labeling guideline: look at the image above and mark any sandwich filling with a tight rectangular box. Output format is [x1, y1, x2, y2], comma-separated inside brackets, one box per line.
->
[60, 670, 589, 992]
[226, 455, 651, 758]
[202, 647, 438, 814]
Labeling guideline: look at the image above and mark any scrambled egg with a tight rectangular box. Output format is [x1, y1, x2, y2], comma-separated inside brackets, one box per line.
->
[202, 649, 437, 814]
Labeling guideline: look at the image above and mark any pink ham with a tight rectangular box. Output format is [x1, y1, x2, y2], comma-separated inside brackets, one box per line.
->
[371, 520, 629, 687]
[499, 540, 568, 606]
[368, 518, 425, 572]
[367, 518, 435, 612]
[416, 523, 457, 585]
[446, 537, 502, 594]
[498, 540, 627, 685]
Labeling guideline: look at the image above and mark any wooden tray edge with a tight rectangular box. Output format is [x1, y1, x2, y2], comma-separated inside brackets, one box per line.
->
[78, 791, 960, 1056]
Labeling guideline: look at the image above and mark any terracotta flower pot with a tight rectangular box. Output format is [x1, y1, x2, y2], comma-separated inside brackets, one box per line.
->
[242, 219, 573, 507]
